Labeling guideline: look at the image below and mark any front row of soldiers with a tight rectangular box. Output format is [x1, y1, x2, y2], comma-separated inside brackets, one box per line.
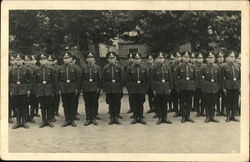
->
[9, 50, 241, 129]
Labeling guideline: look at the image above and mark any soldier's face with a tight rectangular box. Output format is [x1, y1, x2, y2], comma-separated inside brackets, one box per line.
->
[190, 58, 196, 63]
[207, 57, 215, 63]
[64, 58, 70, 64]
[157, 57, 164, 64]
[217, 57, 224, 63]
[175, 57, 181, 62]
[196, 58, 203, 63]
[128, 58, 133, 63]
[134, 58, 141, 64]
[40, 59, 45, 65]
[87, 58, 95, 64]
[226, 56, 235, 62]
[108, 57, 115, 64]
[182, 57, 190, 63]
[147, 58, 153, 64]
[16, 59, 23, 66]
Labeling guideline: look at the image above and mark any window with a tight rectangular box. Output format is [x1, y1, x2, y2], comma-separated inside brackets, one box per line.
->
[129, 48, 139, 54]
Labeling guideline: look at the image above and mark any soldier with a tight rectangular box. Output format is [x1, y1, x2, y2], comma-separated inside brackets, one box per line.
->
[81, 52, 102, 126]
[200, 53, 220, 123]
[126, 53, 148, 125]
[145, 54, 155, 114]
[215, 52, 226, 116]
[170, 52, 182, 117]
[9, 56, 16, 123]
[9, 54, 32, 129]
[168, 54, 175, 112]
[34, 54, 56, 128]
[52, 58, 61, 117]
[124, 53, 134, 114]
[194, 53, 205, 117]
[222, 52, 240, 122]
[71, 56, 82, 121]
[175, 52, 195, 123]
[59, 52, 80, 127]
[103, 52, 124, 125]
[150, 52, 172, 124]
[190, 53, 196, 66]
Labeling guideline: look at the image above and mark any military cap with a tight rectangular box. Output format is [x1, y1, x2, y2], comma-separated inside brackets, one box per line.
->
[24, 55, 31, 61]
[175, 52, 181, 58]
[156, 52, 165, 58]
[106, 52, 116, 59]
[226, 51, 236, 57]
[217, 52, 224, 58]
[31, 55, 36, 60]
[40, 54, 47, 60]
[146, 53, 153, 59]
[190, 53, 196, 58]
[133, 53, 141, 59]
[183, 51, 190, 58]
[197, 53, 203, 59]
[169, 54, 175, 60]
[16, 54, 23, 60]
[47, 55, 54, 61]
[207, 52, 215, 58]
[10, 56, 15, 61]
[127, 53, 134, 59]
[86, 52, 95, 58]
[64, 52, 71, 59]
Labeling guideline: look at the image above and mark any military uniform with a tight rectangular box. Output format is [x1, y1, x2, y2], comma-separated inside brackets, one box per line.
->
[51, 61, 61, 118]
[126, 53, 148, 125]
[103, 52, 124, 125]
[170, 52, 182, 117]
[194, 54, 205, 117]
[150, 52, 173, 124]
[9, 56, 16, 123]
[145, 54, 155, 113]
[59, 53, 80, 127]
[82, 52, 102, 126]
[167, 54, 175, 112]
[9, 55, 32, 129]
[221, 52, 240, 122]
[175, 52, 195, 123]
[124, 53, 134, 114]
[200, 53, 220, 123]
[34, 54, 57, 128]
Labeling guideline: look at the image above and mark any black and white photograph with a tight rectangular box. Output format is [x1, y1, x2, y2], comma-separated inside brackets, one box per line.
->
[1, 0, 249, 161]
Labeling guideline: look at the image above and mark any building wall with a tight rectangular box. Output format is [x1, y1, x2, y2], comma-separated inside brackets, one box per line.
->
[118, 44, 148, 58]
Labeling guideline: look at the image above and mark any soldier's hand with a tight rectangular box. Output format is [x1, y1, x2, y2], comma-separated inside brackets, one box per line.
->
[75, 89, 78, 95]
[27, 90, 31, 97]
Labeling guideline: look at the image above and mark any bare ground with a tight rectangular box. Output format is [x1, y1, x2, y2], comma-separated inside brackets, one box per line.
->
[9, 94, 240, 153]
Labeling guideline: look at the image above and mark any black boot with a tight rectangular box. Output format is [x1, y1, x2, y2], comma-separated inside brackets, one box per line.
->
[226, 114, 230, 122]
[156, 118, 162, 125]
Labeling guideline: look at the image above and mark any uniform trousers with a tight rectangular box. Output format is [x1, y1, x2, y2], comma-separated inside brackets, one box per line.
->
[74, 92, 80, 117]
[155, 94, 169, 119]
[225, 89, 240, 117]
[203, 93, 217, 118]
[106, 93, 121, 118]
[130, 94, 145, 119]
[27, 93, 39, 120]
[128, 93, 134, 112]
[216, 90, 226, 114]
[147, 88, 155, 111]
[61, 93, 76, 122]
[194, 88, 205, 114]
[170, 89, 180, 113]
[12, 95, 28, 124]
[52, 94, 60, 118]
[179, 90, 193, 118]
[38, 96, 53, 123]
[83, 92, 99, 120]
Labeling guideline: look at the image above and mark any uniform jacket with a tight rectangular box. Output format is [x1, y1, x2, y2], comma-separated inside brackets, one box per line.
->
[58, 63, 80, 94]
[170, 62, 181, 89]
[9, 65, 33, 95]
[150, 63, 173, 94]
[175, 63, 195, 91]
[200, 63, 221, 93]
[125, 64, 149, 94]
[81, 63, 102, 92]
[33, 65, 57, 96]
[102, 63, 124, 93]
[194, 63, 205, 89]
[221, 62, 240, 90]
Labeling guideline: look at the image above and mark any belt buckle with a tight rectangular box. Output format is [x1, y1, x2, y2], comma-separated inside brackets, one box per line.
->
[66, 80, 70, 83]
[43, 81, 47, 84]
[89, 79, 93, 82]
[233, 78, 237, 81]
[186, 77, 190, 81]
[211, 79, 214, 82]
[16, 81, 20, 84]
[162, 80, 165, 83]
[137, 81, 141, 84]
[112, 80, 116, 83]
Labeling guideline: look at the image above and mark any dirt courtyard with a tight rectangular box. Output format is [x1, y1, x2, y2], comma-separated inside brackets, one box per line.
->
[9, 94, 240, 153]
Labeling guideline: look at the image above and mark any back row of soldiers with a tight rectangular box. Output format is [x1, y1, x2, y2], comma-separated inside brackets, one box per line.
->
[9, 50, 241, 128]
